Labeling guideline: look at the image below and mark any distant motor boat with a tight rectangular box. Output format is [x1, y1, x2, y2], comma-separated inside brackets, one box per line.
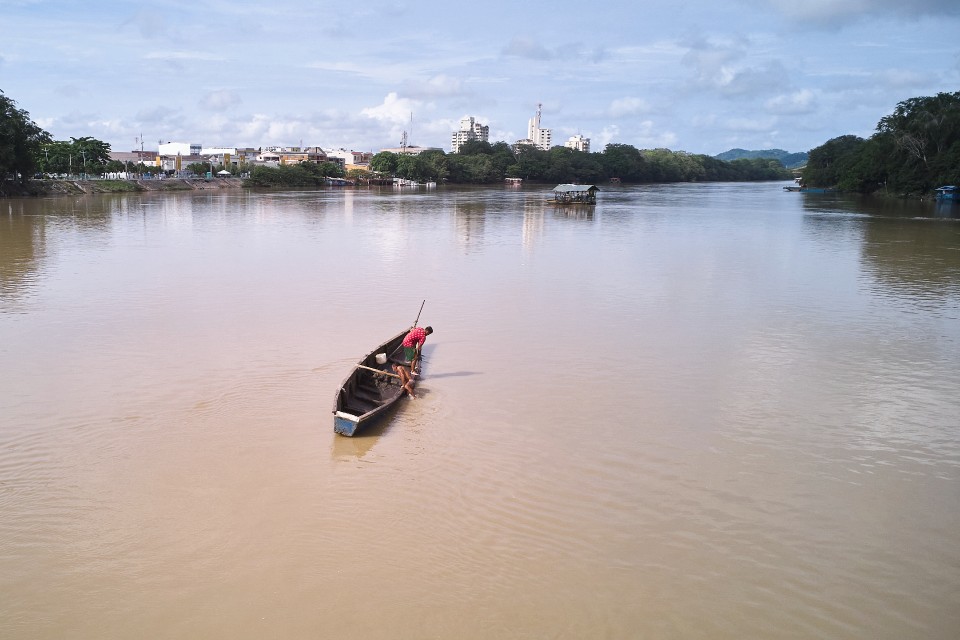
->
[784, 179, 835, 193]
[935, 185, 958, 200]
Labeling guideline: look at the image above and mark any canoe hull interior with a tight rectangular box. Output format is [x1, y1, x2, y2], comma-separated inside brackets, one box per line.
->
[332, 328, 419, 436]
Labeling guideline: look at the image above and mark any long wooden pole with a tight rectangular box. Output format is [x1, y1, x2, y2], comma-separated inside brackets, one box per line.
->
[356, 364, 401, 379]
[413, 299, 425, 327]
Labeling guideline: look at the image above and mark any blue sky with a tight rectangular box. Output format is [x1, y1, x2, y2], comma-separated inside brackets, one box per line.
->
[2, 0, 958, 156]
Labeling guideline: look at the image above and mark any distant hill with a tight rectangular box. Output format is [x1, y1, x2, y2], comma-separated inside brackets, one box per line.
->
[715, 148, 808, 169]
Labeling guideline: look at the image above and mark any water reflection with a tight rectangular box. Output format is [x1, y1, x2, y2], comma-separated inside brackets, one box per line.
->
[860, 217, 960, 306]
[453, 199, 486, 249]
[521, 199, 544, 250]
[0, 202, 47, 309]
[550, 203, 594, 221]
[799, 193, 960, 306]
[330, 430, 378, 460]
[933, 200, 960, 219]
[801, 190, 960, 220]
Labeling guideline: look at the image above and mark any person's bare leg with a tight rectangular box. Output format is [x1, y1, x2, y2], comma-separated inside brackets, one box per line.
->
[394, 365, 416, 397]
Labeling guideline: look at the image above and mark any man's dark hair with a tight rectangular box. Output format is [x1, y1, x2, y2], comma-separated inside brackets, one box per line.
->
[425, 326, 433, 334]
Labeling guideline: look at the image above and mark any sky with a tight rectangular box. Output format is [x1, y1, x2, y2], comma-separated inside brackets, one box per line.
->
[1, 0, 958, 157]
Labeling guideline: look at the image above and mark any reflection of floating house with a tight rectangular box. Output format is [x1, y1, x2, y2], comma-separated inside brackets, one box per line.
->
[935, 185, 958, 200]
[552, 184, 598, 204]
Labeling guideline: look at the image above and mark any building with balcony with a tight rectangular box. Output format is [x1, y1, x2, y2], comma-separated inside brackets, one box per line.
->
[564, 134, 590, 153]
[451, 116, 490, 153]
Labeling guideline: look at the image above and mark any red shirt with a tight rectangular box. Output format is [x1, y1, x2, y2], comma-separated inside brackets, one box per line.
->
[402, 327, 427, 348]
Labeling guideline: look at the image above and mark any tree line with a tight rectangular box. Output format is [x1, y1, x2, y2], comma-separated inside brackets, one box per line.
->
[367, 141, 791, 185]
[802, 91, 960, 195]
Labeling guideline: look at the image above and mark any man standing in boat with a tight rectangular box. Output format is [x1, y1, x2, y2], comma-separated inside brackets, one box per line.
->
[402, 325, 432, 375]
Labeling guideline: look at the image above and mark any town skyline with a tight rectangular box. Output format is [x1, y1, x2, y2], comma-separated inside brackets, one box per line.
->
[3, 1, 958, 157]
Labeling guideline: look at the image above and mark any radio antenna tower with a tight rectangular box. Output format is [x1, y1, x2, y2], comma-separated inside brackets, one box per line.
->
[400, 112, 413, 151]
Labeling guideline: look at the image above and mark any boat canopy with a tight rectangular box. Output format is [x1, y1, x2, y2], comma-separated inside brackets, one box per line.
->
[552, 184, 598, 204]
[935, 185, 958, 200]
[553, 184, 598, 194]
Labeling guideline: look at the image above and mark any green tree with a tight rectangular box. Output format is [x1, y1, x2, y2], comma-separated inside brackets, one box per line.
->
[802, 135, 866, 188]
[69, 136, 111, 177]
[876, 92, 960, 168]
[0, 91, 51, 191]
[39, 137, 112, 177]
[186, 162, 209, 176]
[396, 154, 430, 181]
[874, 91, 960, 192]
[456, 140, 494, 156]
[370, 151, 399, 174]
[490, 142, 516, 177]
[419, 149, 450, 182]
[601, 143, 646, 182]
[511, 144, 550, 181]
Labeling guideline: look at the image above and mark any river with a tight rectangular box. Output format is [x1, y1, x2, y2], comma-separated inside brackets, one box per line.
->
[1, 183, 959, 639]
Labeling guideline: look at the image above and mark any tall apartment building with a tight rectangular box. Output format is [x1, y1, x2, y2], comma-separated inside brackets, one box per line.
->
[565, 134, 590, 153]
[527, 104, 552, 150]
[451, 116, 490, 153]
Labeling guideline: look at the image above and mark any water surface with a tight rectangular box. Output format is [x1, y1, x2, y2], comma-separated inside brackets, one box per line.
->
[2, 184, 959, 639]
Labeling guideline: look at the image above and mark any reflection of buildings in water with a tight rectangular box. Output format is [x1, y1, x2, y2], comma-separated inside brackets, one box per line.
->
[522, 199, 544, 250]
[343, 187, 355, 222]
[453, 199, 487, 249]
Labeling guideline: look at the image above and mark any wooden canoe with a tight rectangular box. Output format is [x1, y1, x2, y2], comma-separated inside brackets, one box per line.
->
[332, 328, 420, 436]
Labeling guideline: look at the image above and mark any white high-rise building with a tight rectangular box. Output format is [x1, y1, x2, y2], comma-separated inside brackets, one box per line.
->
[451, 116, 490, 153]
[527, 104, 552, 151]
[565, 134, 590, 153]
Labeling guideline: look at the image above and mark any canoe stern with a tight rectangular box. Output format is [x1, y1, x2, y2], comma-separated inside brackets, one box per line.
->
[334, 411, 361, 436]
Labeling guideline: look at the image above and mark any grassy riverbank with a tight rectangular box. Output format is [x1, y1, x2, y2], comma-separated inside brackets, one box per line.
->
[3, 177, 245, 197]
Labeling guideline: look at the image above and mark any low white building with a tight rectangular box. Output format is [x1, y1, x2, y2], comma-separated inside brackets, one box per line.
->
[158, 142, 201, 156]
[565, 134, 590, 153]
[326, 148, 373, 168]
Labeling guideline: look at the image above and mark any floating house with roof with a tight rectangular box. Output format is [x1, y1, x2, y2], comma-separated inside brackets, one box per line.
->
[552, 184, 598, 204]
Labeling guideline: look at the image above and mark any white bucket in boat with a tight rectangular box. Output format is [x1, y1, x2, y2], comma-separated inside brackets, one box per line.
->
[375, 353, 387, 365]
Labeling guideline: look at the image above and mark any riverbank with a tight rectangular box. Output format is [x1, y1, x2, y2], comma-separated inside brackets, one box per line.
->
[3, 177, 245, 197]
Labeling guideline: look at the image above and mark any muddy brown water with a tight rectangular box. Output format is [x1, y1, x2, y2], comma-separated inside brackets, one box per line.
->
[2, 184, 959, 638]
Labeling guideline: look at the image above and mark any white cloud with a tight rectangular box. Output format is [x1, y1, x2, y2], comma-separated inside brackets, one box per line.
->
[596, 125, 620, 149]
[502, 37, 554, 60]
[609, 97, 651, 118]
[627, 120, 677, 149]
[143, 51, 225, 62]
[200, 90, 242, 111]
[682, 38, 789, 98]
[361, 93, 421, 125]
[760, 0, 960, 27]
[724, 116, 778, 132]
[401, 75, 464, 99]
[766, 89, 817, 114]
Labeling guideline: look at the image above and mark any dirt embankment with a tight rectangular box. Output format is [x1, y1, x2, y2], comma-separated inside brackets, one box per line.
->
[5, 177, 246, 197]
